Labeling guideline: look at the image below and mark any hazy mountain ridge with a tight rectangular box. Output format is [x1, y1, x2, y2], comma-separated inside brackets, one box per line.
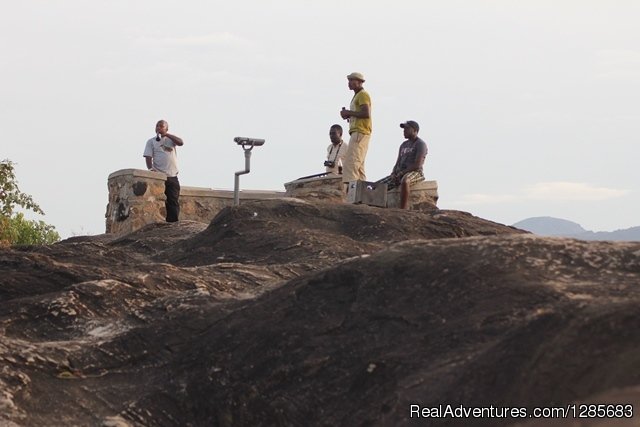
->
[513, 216, 640, 241]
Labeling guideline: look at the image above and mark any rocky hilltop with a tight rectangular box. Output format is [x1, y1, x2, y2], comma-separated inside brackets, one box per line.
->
[2, 199, 640, 427]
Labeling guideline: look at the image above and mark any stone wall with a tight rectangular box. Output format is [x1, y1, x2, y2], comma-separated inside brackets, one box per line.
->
[284, 175, 345, 203]
[387, 180, 439, 210]
[106, 169, 439, 236]
[106, 169, 284, 235]
[284, 175, 439, 210]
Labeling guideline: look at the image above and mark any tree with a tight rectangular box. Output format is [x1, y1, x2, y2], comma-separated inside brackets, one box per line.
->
[0, 159, 60, 246]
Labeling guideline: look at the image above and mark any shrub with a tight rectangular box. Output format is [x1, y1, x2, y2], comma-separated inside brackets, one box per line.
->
[0, 159, 60, 246]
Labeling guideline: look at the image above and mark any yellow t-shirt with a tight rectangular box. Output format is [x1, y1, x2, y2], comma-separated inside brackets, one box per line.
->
[349, 89, 372, 135]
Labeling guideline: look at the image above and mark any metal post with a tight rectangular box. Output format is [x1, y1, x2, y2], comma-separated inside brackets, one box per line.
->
[233, 146, 253, 206]
[232, 137, 265, 206]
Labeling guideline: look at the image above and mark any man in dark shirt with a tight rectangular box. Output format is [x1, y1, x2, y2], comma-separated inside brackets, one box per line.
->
[376, 120, 427, 209]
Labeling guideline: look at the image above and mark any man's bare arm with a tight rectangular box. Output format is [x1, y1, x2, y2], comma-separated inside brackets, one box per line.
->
[391, 146, 403, 176]
[406, 154, 426, 173]
[352, 104, 370, 119]
[340, 104, 370, 119]
[144, 156, 153, 170]
[165, 133, 184, 146]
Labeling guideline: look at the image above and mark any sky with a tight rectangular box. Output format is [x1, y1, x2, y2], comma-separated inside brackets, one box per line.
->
[1, 0, 639, 238]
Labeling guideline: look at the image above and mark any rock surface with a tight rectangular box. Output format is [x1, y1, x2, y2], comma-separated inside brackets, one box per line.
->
[284, 175, 346, 203]
[2, 199, 640, 426]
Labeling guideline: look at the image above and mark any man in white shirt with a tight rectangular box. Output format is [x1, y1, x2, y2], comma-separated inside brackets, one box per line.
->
[325, 124, 348, 175]
[143, 120, 184, 222]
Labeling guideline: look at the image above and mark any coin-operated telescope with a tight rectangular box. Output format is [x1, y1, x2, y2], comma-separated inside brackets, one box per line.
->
[233, 137, 266, 206]
[234, 137, 265, 147]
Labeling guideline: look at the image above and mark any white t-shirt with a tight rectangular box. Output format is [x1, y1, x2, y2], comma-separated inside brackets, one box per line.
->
[144, 136, 179, 177]
[326, 141, 348, 174]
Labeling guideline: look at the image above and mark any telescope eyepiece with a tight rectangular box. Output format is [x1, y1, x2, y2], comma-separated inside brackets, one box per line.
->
[234, 137, 265, 146]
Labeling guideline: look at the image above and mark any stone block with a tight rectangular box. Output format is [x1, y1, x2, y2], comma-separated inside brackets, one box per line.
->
[386, 180, 439, 210]
[346, 181, 388, 207]
[284, 175, 345, 203]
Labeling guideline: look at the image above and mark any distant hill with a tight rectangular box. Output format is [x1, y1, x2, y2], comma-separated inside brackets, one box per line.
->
[513, 216, 640, 241]
[512, 217, 586, 236]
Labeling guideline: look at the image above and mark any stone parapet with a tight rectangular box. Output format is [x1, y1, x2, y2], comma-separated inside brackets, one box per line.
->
[284, 174, 438, 210]
[106, 169, 284, 235]
[387, 180, 439, 210]
[106, 169, 166, 235]
[106, 170, 439, 236]
[284, 174, 345, 203]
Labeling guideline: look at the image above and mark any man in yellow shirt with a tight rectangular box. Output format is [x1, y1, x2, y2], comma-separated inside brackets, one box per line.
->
[340, 72, 372, 186]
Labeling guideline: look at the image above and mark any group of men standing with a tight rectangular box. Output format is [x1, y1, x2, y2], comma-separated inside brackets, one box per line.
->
[326, 72, 428, 209]
[143, 71, 428, 224]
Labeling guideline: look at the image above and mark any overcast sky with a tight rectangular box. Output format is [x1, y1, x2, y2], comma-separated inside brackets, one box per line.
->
[2, 0, 639, 238]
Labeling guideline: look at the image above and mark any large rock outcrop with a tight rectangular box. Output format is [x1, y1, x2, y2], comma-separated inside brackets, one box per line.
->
[2, 199, 640, 426]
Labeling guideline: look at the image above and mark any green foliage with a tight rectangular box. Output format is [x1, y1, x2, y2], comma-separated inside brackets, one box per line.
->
[0, 159, 60, 246]
[0, 159, 43, 216]
[1, 213, 60, 245]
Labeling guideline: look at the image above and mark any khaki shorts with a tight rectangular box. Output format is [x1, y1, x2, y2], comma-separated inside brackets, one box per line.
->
[376, 170, 424, 191]
[342, 132, 371, 183]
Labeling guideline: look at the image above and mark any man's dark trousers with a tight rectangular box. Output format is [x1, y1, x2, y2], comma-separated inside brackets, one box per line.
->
[165, 176, 180, 222]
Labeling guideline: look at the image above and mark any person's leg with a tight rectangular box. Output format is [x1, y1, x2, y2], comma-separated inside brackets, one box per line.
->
[342, 133, 358, 186]
[399, 171, 425, 210]
[400, 180, 410, 209]
[342, 133, 364, 194]
[164, 177, 181, 222]
[352, 133, 371, 181]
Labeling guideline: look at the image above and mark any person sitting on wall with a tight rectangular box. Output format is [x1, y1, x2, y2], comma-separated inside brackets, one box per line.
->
[143, 119, 184, 222]
[375, 120, 427, 209]
[325, 124, 348, 175]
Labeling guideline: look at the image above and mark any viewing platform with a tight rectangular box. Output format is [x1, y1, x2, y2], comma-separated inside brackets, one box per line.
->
[106, 169, 438, 235]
